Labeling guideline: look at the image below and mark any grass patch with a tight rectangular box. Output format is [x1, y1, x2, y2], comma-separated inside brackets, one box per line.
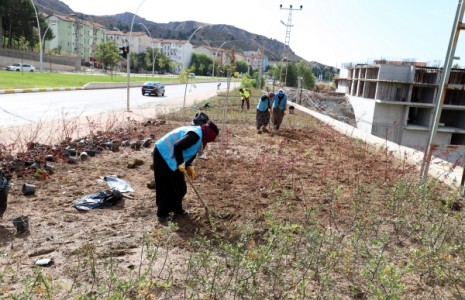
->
[0, 70, 215, 89]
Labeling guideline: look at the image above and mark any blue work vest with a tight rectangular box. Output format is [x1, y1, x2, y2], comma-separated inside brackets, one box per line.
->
[272, 94, 287, 110]
[155, 126, 202, 171]
[257, 98, 271, 112]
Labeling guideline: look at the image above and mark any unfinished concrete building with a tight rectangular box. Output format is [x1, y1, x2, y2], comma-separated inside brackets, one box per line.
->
[336, 62, 465, 153]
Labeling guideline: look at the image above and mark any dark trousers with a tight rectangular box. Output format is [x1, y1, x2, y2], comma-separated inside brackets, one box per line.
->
[153, 147, 186, 217]
[0, 189, 7, 217]
[256, 110, 270, 129]
[272, 108, 285, 130]
[241, 98, 250, 110]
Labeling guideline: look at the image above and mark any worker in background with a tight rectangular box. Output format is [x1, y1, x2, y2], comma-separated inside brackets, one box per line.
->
[272, 89, 287, 131]
[239, 88, 251, 111]
[256, 92, 273, 133]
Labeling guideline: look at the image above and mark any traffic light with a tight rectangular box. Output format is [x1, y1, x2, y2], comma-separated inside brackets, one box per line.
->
[119, 46, 129, 59]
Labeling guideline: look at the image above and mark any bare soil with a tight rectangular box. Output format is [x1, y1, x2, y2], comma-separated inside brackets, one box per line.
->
[0, 98, 457, 298]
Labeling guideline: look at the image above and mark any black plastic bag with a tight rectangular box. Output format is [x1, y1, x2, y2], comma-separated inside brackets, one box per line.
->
[192, 112, 209, 125]
[74, 189, 122, 211]
[0, 171, 9, 217]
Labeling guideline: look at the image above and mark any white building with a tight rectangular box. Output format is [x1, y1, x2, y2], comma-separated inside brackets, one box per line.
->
[106, 31, 152, 54]
[153, 38, 193, 74]
[106, 30, 128, 47]
[337, 61, 465, 154]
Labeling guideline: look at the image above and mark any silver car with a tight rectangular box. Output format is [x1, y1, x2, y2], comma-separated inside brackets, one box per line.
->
[6, 63, 35, 72]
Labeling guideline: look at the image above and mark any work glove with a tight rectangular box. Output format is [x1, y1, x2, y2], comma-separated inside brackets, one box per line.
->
[178, 162, 186, 172]
[187, 166, 196, 179]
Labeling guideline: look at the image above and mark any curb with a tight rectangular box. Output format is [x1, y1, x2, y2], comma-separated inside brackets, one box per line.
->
[0, 87, 85, 94]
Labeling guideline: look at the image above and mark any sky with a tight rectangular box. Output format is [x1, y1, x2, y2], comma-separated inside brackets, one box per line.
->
[56, 0, 465, 68]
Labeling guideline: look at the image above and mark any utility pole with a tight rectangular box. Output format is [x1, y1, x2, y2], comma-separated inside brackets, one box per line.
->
[255, 36, 264, 90]
[420, 0, 465, 184]
[279, 4, 302, 86]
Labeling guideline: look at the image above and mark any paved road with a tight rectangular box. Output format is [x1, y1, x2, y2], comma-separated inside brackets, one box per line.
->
[0, 82, 237, 128]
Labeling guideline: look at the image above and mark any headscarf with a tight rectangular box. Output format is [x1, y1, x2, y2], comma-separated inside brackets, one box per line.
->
[200, 121, 219, 147]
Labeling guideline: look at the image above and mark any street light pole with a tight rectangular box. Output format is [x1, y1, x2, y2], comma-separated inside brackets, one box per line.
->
[113, 27, 125, 44]
[254, 36, 265, 89]
[201, 39, 215, 77]
[126, 0, 147, 112]
[29, 0, 42, 73]
[200, 38, 228, 78]
[41, 21, 57, 68]
[182, 26, 202, 72]
[139, 22, 155, 77]
[182, 26, 203, 108]
[214, 41, 229, 78]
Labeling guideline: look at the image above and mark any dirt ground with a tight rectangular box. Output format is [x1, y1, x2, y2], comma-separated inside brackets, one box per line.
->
[0, 96, 455, 297]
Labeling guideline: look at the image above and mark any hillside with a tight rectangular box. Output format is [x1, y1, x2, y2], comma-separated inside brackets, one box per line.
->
[34, 0, 324, 68]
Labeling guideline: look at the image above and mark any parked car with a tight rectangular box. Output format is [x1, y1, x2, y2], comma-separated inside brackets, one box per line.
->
[6, 63, 35, 72]
[141, 82, 165, 97]
[188, 73, 196, 78]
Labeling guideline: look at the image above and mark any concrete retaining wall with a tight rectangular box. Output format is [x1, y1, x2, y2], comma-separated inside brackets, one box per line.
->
[0, 48, 80, 72]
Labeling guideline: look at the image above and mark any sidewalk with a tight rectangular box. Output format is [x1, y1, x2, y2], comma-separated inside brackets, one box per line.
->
[289, 101, 465, 189]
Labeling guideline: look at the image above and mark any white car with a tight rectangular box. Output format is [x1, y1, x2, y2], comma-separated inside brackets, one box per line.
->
[6, 63, 35, 72]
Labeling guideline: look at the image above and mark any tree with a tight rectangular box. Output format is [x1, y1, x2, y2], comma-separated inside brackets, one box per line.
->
[236, 60, 248, 75]
[0, 0, 45, 50]
[296, 61, 316, 90]
[190, 53, 212, 76]
[130, 52, 146, 73]
[285, 63, 299, 87]
[240, 73, 255, 89]
[249, 71, 264, 89]
[144, 49, 173, 74]
[268, 64, 281, 86]
[95, 42, 120, 75]
[268, 61, 315, 89]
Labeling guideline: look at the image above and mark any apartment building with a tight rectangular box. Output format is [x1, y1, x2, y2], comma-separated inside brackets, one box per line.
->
[243, 50, 267, 72]
[107, 31, 152, 54]
[106, 30, 128, 47]
[41, 16, 247, 75]
[152, 38, 194, 73]
[45, 14, 106, 63]
[336, 61, 465, 152]
[193, 45, 226, 63]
